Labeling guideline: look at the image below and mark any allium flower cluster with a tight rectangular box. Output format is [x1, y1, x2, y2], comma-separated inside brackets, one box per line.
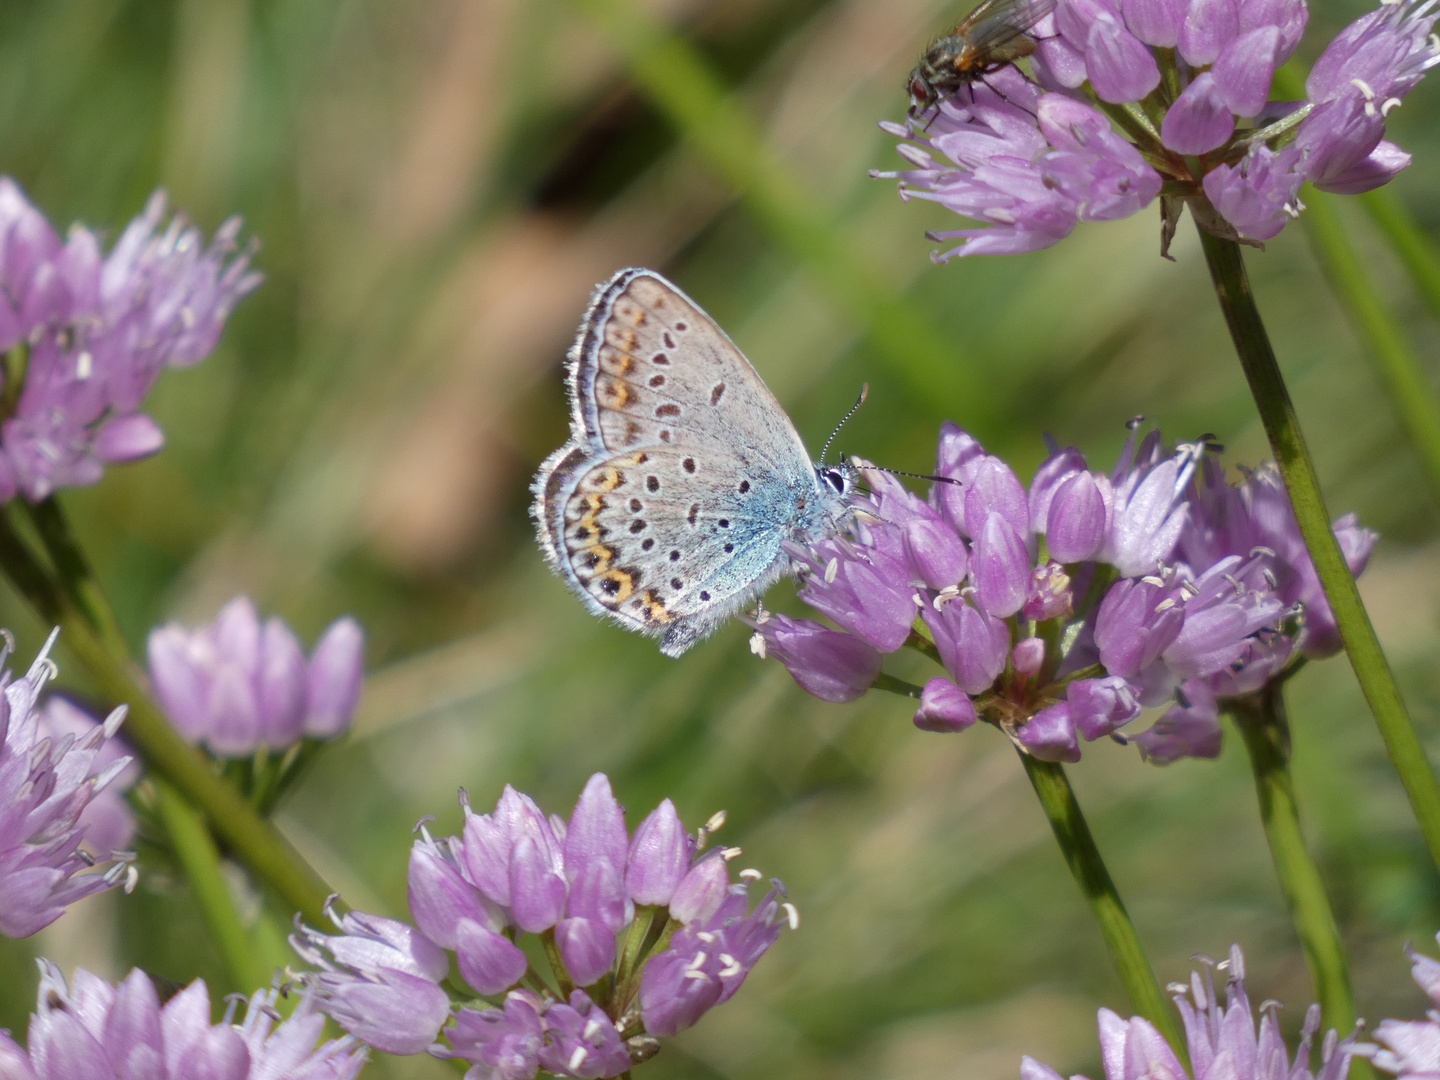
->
[0, 630, 134, 938]
[36, 695, 140, 858]
[1025, 944, 1356, 1080]
[1138, 456, 1375, 762]
[1357, 933, 1440, 1079]
[0, 961, 366, 1079]
[876, 0, 1440, 253]
[292, 774, 796, 1078]
[0, 178, 260, 500]
[147, 596, 364, 758]
[752, 421, 1373, 764]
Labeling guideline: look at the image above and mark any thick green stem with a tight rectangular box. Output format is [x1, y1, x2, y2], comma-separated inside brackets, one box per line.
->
[153, 778, 278, 994]
[0, 508, 334, 926]
[23, 498, 130, 657]
[1229, 690, 1359, 1042]
[1019, 752, 1185, 1059]
[1197, 226, 1440, 873]
[1299, 191, 1440, 500]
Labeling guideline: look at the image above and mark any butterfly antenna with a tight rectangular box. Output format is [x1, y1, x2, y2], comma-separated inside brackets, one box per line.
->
[855, 462, 964, 487]
[820, 384, 869, 465]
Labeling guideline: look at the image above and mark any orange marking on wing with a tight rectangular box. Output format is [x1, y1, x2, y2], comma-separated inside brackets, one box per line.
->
[638, 591, 671, 623]
[604, 381, 633, 408]
[597, 569, 635, 603]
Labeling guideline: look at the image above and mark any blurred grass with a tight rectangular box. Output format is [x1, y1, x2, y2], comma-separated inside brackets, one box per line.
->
[2, 0, 1440, 1078]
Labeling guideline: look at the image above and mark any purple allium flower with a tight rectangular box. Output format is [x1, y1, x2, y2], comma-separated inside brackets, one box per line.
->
[0, 630, 134, 938]
[0, 960, 366, 1079]
[757, 420, 1373, 766]
[1024, 944, 1356, 1080]
[875, 70, 1163, 259]
[747, 613, 883, 702]
[36, 695, 140, 858]
[1357, 933, 1440, 1079]
[877, 0, 1440, 249]
[147, 596, 365, 757]
[1122, 456, 1376, 760]
[0, 179, 260, 500]
[294, 774, 796, 1076]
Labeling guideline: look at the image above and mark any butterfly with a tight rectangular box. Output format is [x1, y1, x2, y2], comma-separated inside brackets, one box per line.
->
[532, 268, 855, 657]
[907, 0, 1057, 115]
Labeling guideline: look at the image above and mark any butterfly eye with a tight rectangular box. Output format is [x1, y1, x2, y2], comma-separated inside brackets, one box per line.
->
[821, 468, 849, 495]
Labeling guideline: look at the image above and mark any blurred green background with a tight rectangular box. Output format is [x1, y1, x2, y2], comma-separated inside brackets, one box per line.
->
[2, 0, 1440, 1076]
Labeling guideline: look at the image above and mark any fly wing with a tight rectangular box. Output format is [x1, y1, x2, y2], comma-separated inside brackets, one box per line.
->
[952, 0, 1056, 54]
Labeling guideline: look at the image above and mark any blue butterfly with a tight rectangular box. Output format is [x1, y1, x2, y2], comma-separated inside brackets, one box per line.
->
[533, 268, 855, 656]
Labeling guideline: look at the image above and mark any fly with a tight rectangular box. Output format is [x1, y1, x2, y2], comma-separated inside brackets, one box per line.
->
[907, 0, 1057, 115]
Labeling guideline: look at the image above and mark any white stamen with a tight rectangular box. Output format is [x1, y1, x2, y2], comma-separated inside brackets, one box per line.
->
[1154, 598, 1177, 612]
[721, 846, 742, 861]
[782, 902, 800, 929]
[583, 1018, 604, 1040]
[705, 810, 727, 833]
[568, 1048, 589, 1072]
[1141, 574, 1166, 587]
[102, 705, 128, 738]
[76, 351, 92, 379]
[824, 557, 839, 584]
[1381, 96, 1403, 115]
[683, 968, 712, 981]
[686, 952, 709, 972]
[739, 867, 762, 881]
[750, 632, 767, 659]
[718, 954, 743, 977]
[696, 931, 717, 944]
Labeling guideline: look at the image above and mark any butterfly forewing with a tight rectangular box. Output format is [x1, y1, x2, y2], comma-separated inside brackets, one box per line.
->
[573, 272, 813, 474]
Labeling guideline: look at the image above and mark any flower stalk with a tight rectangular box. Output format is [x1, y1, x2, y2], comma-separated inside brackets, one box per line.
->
[1229, 687, 1363, 1064]
[1018, 751, 1185, 1059]
[23, 497, 130, 657]
[0, 505, 334, 926]
[152, 776, 278, 993]
[1197, 224, 1440, 872]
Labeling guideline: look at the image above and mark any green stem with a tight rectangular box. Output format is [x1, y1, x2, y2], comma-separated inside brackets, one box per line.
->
[0, 509, 335, 926]
[905, 628, 943, 666]
[873, 672, 924, 698]
[1299, 191, 1440, 500]
[153, 778, 276, 994]
[1229, 689, 1362, 1048]
[1197, 226, 1440, 873]
[1018, 752, 1185, 1059]
[542, 928, 576, 999]
[23, 498, 130, 657]
[1359, 187, 1440, 321]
